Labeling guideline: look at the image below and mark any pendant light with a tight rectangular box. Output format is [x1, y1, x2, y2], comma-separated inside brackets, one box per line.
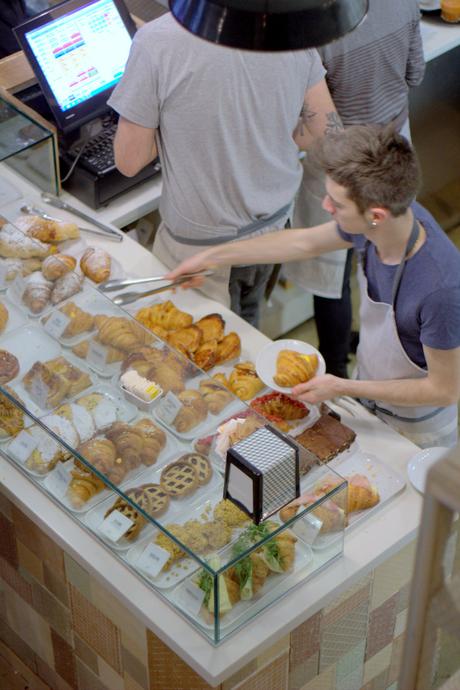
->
[168, 0, 369, 51]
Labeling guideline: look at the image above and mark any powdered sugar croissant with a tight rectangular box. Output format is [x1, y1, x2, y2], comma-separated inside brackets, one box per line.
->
[274, 350, 318, 387]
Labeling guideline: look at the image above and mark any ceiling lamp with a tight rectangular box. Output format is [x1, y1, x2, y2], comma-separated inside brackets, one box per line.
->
[168, 0, 369, 51]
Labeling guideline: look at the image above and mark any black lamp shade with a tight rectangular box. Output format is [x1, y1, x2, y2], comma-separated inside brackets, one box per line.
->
[169, 0, 369, 51]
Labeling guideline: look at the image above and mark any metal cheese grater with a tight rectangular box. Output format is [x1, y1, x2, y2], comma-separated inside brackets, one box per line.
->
[223, 425, 299, 524]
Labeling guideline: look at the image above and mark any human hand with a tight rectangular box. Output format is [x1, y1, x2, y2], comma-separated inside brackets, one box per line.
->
[291, 374, 345, 405]
[164, 251, 215, 289]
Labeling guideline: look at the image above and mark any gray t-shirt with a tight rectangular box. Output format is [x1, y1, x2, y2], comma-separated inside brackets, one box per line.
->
[337, 203, 460, 368]
[108, 13, 325, 239]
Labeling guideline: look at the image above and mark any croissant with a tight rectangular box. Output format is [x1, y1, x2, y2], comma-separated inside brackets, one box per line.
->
[55, 302, 94, 338]
[229, 362, 264, 400]
[22, 272, 53, 314]
[212, 372, 230, 389]
[135, 300, 193, 332]
[67, 473, 106, 508]
[280, 493, 346, 533]
[215, 332, 241, 365]
[167, 325, 202, 356]
[314, 474, 380, 514]
[41, 254, 77, 281]
[195, 313, 225, 343]
[0, 302, 8, 334]
[147, 363, 185, 395]
[193, 339, 218, 371]
[199, 379, 234, 414]
[16, 215, 79, 243]
[274, 350, 318, 387]
[173, 390, 208, 432]
[97, 316, 152, 352]
[80, 247, 111, 283]
[0, 223, 50, 258]
[134, 418, 166, 465]
[72, 339, 124, 364]
[50, 271, 83, 305]
[105, 423, 144, 470]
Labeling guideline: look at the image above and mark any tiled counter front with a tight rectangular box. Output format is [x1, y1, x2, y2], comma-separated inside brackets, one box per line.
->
[0, 488, 418, 690]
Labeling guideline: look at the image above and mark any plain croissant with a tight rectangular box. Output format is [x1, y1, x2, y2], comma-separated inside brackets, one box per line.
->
[274, 350, 318, 387]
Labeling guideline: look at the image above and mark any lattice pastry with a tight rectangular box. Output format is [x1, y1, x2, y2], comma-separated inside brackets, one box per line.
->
[160, 460, 198, 498]
[180, 452, 212, 486]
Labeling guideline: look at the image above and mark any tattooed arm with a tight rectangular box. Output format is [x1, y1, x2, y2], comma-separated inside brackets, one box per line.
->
[293, 78, 343, 150]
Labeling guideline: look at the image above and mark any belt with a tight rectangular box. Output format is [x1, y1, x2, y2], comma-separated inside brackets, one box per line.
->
[359, 398, 445, 423]
[164, 202, 292, 246]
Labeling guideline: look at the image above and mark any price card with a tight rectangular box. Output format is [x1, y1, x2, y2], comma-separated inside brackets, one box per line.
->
[137, 543, 170, 578]
[156, 391, 182, 426]
[9, 430, 38, 463]
[0, 260, 9, 288]
[292, 511, 323, 545]
[86, 340, 108, 371]
[99, 509, 134, 542]
[28, 376, 50, 408]
[10, 275, 25, 304]
[44, 461, 72, 498]
[44, 311, 71, 339]
[182, 580, 206, 617]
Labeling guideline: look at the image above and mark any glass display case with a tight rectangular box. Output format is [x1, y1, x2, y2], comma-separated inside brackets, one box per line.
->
[0, 215, 346, 643]
[0, 89, 59, 196]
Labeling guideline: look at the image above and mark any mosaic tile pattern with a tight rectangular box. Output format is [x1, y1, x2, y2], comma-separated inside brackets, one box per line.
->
[0, 489, 437, 690]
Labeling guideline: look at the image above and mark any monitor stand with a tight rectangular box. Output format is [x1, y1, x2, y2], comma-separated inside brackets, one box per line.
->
[14, 84, 161, 210]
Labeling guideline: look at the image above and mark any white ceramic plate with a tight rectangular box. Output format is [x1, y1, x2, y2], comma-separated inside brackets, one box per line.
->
[256, 339, 325, 394]
[407, 447, 450, 494]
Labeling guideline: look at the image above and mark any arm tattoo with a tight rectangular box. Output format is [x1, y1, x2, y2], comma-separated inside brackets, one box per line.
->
[325, 111, 343, 134]
[293, 103, 317, 138]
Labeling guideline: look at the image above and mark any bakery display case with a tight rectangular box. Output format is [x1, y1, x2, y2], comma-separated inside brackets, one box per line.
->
[0, 90, 59, 197]
[0, 214, 349, 643]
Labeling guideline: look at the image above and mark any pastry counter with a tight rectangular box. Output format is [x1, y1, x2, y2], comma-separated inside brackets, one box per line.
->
[0, 171, 424, 689]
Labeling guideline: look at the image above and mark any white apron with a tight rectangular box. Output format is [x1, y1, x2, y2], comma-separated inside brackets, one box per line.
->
[356, 219, 458, 449]
[153, 203, 292, 307]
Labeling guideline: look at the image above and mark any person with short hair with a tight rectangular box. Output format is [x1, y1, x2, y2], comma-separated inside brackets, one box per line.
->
[167, 125, 460, 448]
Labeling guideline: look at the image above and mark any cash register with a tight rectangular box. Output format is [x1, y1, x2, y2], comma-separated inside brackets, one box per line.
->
[13, 0, 161, 208]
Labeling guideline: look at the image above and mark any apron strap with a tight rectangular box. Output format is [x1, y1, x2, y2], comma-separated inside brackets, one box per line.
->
[359, 398, 446, 423]
[164, 202, 292, 246]
[391, 216, 419, 306]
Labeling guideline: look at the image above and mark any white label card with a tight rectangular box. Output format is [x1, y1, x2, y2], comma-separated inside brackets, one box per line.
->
[87, 340, 108, 371]
[44, 311, 71, 339]
[99, 510, 133, 542]
[182, 580, 206, 617]
[9, 431, 38, 463]
[0, 261, 8, 287]
[10, 275, 25, 303]
[156, 391, 182, 426]
[137, 543, 170, 578]
[44, 461, 72, 497]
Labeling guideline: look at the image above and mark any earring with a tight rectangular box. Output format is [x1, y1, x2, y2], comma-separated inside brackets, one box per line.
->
[371, 220, 377, 228]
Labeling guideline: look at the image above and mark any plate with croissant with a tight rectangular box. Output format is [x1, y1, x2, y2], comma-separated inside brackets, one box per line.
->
[256, 339, 325, 393]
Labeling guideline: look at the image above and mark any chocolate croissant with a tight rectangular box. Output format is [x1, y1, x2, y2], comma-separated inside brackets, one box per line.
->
[273, 350, 318, 387]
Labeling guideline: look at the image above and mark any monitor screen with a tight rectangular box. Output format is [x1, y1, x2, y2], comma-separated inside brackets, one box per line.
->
[14, 0, 136, 132]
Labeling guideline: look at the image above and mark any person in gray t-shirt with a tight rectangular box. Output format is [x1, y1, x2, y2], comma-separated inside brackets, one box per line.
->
[108, 12, 341, 327]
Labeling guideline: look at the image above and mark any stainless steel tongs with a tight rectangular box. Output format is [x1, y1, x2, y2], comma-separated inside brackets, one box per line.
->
[102, 270, 214, 306]
[40, 192, 122, 241]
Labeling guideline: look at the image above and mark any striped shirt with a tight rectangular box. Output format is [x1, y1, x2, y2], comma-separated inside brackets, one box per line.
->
[319, 0, 425, 127]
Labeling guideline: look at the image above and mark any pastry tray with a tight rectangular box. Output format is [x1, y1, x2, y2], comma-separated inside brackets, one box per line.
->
[84, 460, 223, 550]
[172, 535, 314, 631]
[6, 271, 87, 320]
[0, 296, 27, 334]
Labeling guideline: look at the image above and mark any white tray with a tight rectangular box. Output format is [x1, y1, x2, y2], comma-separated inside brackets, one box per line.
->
[7, 271, 86, 320]
[84, 460, 222, 549]
[0, 324, 61, 387]
[173, 536, 314, 631]
[0, 296, 27, 335]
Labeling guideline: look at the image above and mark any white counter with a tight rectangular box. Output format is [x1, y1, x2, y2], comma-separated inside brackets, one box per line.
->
[0, 167, 424, 686]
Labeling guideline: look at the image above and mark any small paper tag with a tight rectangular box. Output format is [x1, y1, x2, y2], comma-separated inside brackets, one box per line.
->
[86, 340, 108, 371]
[10, 275, 25, 303]
[99, 510, 133, 542]
[44, 311, 71, 339]
[137, 543, 170, 578]
[293, 511, 323, 545]
[182, 580, 206, 616]
[0, 261, 9, 288]
[156, 391, 182, 426]
[9, 431, 38, 463]
[28, 376, 50, 408]
[44, 461, 72, 497]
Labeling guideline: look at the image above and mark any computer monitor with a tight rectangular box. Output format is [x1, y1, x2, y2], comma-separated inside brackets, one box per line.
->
[14, 0, 136, 132]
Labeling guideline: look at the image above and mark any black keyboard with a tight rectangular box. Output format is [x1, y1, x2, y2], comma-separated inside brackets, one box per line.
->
[70, 120, 118, 175]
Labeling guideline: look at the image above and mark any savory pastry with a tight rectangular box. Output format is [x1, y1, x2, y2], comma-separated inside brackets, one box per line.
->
[0, 349, 18, 384]
[215, 332, 241, 365]
[135, 300, 193, 332]
[0, 223, 50, 258]
[199, 378, 234, 414]
[50, 271, 83, 305]
[167, 325, 202, 357]
[193, 339, 218, 371]
[22, 272, 53, 314]
[0, 385, 24, 438]
[45, 357, 92, 398]
[173, 390, 208, 433]
[41, 254, 76, 281]
[0, 302, 8, 334]
[50, 302, 94, 338]
[25, 414, 79, 474]
[195, 313, 225, 343]
[228, 361, 264, 400]
[97, 316, 152, 352]
[22, 361, 70, 408]
[273, 349, 318, 387]
[72, 339, 125, 364]
[80, 247, 111, 283]
[160, 460, 198, 498]
[250, 392, 308, 426]
[181, 452, 213, 485]
[15, 215, 79, 243]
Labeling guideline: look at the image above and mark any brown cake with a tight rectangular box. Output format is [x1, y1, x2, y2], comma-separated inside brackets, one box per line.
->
[295, 413, 356, 464]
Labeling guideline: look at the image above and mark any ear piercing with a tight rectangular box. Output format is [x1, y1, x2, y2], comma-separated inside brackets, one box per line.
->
[371, 220, 377, 228]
